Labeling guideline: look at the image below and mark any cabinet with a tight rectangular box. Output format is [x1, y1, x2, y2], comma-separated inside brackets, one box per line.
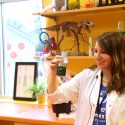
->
[0, 103, 74, 125]
[34, 4, 125, 53]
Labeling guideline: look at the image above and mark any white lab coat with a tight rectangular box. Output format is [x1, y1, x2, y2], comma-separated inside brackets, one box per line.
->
[47, 68, 125, 125]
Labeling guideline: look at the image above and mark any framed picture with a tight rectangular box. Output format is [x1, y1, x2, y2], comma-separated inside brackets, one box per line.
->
[13, 62, 37, 101]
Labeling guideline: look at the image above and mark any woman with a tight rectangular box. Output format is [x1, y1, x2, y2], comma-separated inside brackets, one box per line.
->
[47, 32, 125, 125]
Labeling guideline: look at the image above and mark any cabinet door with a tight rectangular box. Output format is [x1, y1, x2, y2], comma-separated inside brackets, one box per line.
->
[15, 123, 30, 125]
[0, 120, 14, 125]
[14, 122, 49, 125]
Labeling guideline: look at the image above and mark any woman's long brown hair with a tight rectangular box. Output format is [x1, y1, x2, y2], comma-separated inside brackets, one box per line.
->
[97, 32, 125, 95]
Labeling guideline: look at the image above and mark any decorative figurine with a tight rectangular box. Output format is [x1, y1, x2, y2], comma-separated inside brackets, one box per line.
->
[42, 0, 67, 12]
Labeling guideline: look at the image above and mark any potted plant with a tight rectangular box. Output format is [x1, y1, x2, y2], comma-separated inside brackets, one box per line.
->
[26, 81, 47, 105]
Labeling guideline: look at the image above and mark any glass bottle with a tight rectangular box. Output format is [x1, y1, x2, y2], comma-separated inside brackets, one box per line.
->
[57, 51, 68, 76]
[67, 0, 80, 10]
[117, 20, 125, 36]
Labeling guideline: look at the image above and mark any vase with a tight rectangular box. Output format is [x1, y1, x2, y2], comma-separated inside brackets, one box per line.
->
[37, 93, 51, 106]
[37, 93, 46, 105]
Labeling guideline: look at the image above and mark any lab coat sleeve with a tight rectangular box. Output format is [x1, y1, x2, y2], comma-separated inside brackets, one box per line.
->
[47, 70, 85, 104]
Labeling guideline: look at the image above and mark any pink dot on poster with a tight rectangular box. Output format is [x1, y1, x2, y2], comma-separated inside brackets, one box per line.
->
[7, 43, 11, 50]
[8, 61, 10, 67]
[18, 42, 25, 49]
[10, 52, 17, 58]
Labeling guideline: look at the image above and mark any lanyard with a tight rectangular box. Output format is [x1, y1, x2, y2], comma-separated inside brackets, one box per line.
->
[97, 84, 107, 115]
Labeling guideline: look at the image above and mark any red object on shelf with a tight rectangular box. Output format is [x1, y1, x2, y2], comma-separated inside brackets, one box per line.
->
[44, 44, 49, 53]
[43, 34, 57, 54]
[85, 1, 94, 8]
[50, 35, 57, 51]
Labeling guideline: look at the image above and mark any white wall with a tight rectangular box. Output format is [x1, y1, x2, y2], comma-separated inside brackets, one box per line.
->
[0, 0, 30, 96]
[0, 3, 2, 96]
[0, 0, 29, 3]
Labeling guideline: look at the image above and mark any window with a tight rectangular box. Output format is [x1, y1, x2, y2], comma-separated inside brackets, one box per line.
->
[0, 0, 46, 96]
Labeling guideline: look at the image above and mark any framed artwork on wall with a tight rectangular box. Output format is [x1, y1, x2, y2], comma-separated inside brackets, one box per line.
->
[13, 62, 37, 101]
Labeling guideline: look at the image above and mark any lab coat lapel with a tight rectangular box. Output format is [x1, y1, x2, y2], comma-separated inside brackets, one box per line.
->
[90, 70, 102, 105]
[106, 91, 118, 119]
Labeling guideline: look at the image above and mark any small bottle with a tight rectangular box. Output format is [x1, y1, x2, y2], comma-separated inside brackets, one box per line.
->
[88, 36, 93, 56]
[117, 20, 125, 36]
[57, 51, 68, 76]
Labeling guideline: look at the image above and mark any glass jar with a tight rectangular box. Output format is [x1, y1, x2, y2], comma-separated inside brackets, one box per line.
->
[67, 0, 80, 10]
[57, 51, 68, 76]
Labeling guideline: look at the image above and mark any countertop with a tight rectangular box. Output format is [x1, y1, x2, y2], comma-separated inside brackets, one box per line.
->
[0, 102, 74, 125]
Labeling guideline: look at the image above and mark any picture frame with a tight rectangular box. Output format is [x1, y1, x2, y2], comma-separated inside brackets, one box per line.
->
[13, 62, 37, 101]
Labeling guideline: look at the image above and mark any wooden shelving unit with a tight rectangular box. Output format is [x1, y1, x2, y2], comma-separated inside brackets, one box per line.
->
[33, 4, 125, 54]
[33, 4, 125, 19]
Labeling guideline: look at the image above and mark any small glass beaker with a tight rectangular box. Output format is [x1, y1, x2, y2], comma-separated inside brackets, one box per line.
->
[57, 51, 68, 76]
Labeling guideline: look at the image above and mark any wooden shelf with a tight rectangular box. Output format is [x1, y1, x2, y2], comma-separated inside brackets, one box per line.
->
[32, 4, 125, 53]
[33, 4, 125, 19]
